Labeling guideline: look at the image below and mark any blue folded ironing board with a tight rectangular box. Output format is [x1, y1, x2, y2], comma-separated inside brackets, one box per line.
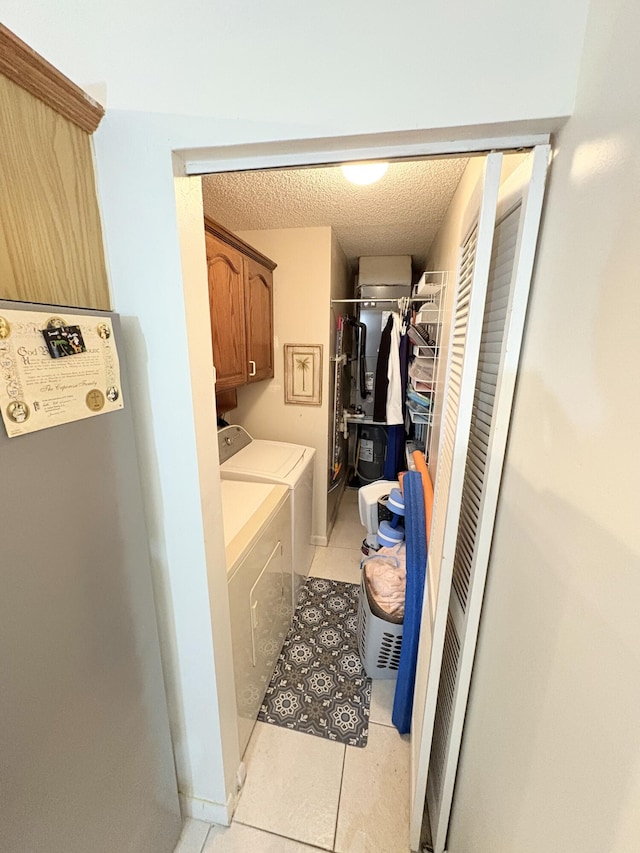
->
[392, 470, 427, 734]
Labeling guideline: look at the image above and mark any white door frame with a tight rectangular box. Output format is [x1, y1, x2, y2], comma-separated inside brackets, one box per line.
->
[177, 128, 550, 178]
[173, 127, 551, 832]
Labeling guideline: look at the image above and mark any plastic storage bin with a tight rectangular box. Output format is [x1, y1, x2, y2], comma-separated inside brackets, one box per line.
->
[357, 573, 403, 679]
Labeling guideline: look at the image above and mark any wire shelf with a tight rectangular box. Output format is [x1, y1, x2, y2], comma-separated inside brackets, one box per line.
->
[407, 270, 449, 463]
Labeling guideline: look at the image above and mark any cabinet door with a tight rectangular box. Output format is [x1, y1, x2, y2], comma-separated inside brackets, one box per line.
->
[244, 257, 274, 383]
[205, 232, 248, 390]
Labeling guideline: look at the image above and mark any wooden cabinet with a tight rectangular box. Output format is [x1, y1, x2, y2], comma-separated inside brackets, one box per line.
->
[205, 232, 248, 389]
[244, 255, 274, 383]
[205, 217, 276, 393]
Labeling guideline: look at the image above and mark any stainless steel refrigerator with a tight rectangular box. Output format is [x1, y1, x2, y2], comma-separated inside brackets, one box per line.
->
[0, 302, 181, 853]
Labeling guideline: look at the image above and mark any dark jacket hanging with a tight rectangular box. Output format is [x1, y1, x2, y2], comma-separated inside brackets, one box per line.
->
[399, 331, 410, 419]
[373, 314, 394, 422]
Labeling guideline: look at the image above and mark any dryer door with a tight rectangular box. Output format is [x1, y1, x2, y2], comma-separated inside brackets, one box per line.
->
[227, 496, 293, 756]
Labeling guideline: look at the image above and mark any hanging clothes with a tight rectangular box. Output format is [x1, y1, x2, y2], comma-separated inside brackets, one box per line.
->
[383, 424, 405, 480]
[373, 313, 393, 422]
[386, 313, 403, 425]
[399, 331, 410, 419]
[383, 311, 408, 480]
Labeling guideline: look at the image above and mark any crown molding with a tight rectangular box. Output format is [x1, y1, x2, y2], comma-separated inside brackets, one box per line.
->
[204, 215, 277, 271]
[0, 24, 104, 133]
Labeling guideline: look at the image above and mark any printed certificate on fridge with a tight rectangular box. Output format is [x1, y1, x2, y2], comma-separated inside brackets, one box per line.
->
[0, 308, 124, 438]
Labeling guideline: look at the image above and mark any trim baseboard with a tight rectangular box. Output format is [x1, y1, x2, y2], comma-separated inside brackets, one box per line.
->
[311, 534, 328, 546]
[179, 791, 235, 827]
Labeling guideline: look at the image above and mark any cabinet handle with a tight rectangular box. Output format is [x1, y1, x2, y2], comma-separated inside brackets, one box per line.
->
[249, 360, 256, 377]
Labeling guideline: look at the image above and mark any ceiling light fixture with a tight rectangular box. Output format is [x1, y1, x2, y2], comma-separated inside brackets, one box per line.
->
[341, 161, 389, 186]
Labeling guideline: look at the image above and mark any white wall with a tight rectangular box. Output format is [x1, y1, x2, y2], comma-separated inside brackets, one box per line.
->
[3, 1, 590, 133]
[445, 1, 640, 850]
[82, 128, 237, 822]
[174, 176, 240, 821]
[230, 226, 333, 543]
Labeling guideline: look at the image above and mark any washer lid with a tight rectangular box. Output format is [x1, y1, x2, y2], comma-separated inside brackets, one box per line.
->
[221, 440, 306, 480]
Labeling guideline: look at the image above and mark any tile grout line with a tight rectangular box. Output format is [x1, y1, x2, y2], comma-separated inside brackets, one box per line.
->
[332, 744, 348, 852]
[314, 546, 362, 553]
[232, 817, 331, 852]
[198, 822, 212, 853]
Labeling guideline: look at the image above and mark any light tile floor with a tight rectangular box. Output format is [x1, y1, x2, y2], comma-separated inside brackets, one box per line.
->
[233, 723, 344, 849]
[174, 488, 410, 853]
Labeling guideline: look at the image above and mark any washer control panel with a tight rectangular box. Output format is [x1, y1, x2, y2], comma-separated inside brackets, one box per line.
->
[218, 425, 253, 464]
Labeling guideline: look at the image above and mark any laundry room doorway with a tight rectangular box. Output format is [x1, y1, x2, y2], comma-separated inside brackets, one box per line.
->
[174, 131, 550, 851]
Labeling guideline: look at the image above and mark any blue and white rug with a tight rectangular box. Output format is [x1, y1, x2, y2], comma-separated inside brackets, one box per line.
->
[258, 577, 371, 747]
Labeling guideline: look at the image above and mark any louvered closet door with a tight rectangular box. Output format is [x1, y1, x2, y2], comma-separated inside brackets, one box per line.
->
[426, 146, 550, 853]
[409, 153, 503, 852]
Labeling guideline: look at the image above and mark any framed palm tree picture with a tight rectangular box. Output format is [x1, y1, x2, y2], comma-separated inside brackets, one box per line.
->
[284, 344, 322, 405]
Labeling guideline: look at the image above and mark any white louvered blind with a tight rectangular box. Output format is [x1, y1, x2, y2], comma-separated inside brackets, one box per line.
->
[425, 204, 520, 844]
[426, 610, 461, 810]
[451, 207, 519, 616]
[425, 146, 550, 853]
[427, 201, 521, 849]
[409, 152, 503, 853]
[427, 222, 478, 584]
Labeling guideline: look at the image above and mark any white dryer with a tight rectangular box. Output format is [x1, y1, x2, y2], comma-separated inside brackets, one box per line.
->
[218, 425, 316, 607]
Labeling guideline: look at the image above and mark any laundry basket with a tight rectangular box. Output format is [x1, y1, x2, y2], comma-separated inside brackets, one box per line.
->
[357, 573, 403, 679]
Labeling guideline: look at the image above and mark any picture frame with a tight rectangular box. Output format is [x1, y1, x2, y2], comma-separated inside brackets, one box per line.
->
[284, 344, 323, 406]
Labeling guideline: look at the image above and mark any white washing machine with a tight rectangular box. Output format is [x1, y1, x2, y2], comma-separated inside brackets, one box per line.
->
[218, 425, 316, 607]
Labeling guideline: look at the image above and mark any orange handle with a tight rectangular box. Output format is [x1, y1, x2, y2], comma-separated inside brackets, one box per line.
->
[412, 451, 434, 547]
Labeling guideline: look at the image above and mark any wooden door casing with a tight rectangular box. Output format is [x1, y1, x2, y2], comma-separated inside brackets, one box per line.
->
[244, 257, 274, 383]
[205, 232, 248, 390]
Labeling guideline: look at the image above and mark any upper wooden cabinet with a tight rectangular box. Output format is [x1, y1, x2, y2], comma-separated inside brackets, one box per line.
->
[205, 217, 276, 392]
[244, 256, 274, 383]
[205, 231, 248, 389]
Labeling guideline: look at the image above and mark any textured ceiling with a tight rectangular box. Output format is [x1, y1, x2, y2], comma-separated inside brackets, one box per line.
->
[201, 158, 469, 273]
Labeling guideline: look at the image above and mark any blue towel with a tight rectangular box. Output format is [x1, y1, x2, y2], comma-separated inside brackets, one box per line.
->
[392, 470, 427, 734]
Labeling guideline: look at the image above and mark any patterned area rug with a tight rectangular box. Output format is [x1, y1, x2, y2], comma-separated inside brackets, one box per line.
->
[258, 577, 371, 747]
